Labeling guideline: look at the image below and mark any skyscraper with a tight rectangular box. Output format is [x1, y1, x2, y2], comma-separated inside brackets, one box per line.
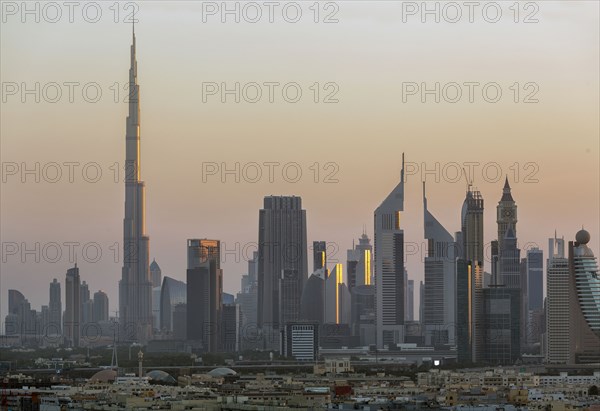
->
[118, 27, 153, 343]
[456, 185, 484, 364]
[150, 259, 162, 330]
[64, 264, 81, 347]
[160, 276, 186, 333]
[186, 239, 222, 353]
[80, 281, 92, 329]
[406, 279, 414, 322]
[257, 196, 307, 350]
[482, 286, 521, 365]
[567, 230, 600, 364]
[324, 263, 351, 325]
[49, 278, 61, 335]
[150, 259, 162, 287]
[93, 291, 109, 323]
[300, 268, 326, 326]
[347, 231, 373, 293]
[526, 248, 544, 347]
[461, 186, 484, 264]
[237, 252, 259, 350]
[374, 154, 406, 348]
[545, 233, 569, 364]
[313, 241, 327, 272]
[499, 227, 521, 288]
[423, 182, 456, 346]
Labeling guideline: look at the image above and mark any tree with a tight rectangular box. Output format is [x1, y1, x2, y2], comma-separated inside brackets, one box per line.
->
[588, 385, 599, 396]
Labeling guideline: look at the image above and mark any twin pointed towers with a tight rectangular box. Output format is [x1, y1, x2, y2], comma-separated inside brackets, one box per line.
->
[118, 25, 153, 342]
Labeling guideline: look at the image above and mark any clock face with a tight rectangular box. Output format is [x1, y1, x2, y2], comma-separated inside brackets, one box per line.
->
[504, 210, 513, 218]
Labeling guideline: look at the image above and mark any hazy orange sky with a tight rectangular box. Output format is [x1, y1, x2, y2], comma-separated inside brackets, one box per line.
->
[1, 1, 598, 320]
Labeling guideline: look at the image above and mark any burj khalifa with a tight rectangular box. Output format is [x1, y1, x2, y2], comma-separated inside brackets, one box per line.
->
[118, 26, 153, 343]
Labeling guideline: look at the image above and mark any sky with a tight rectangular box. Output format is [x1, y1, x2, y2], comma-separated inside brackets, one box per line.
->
[1, 1, 599, 321]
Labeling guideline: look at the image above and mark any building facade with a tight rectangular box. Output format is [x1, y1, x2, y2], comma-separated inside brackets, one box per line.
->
[374, 154, 406, 348]
[186, 239, 222, 352]
[257, 196, 308, 350]
[64, 265, 81, 347]
[423, 182, 456, 346]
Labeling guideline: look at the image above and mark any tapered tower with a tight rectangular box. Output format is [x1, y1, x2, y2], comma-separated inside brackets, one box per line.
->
[118, 26, 153, 343]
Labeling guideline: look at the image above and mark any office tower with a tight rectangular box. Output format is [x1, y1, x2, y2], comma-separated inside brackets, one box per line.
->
[257, 196, 308, 349]
[419, 280, 424, 323]
[159, 276, 186, 333]
[347, 231, 373, 291]
[313, 241, 327, 272]
[567, 230, 600, 364]
[80, 281, 92, 330]
[4, 290, 29, 336]
[490, 240, 499, 285]
[187, 239, 222, 352]
[8, 289, 26, 317]
[282, 323, 319, 361]
[347, 250, 359, 292]
[172, 303, 187, 340]
[221, 303, 241, 352]
[406, 279, 414, 322]
[423, 182, 456, 346]
[150, 259, 162, 287]
[237, 252, 259, 350]
[49, 279, 61, 335]
[482, 286, 521, 365]
[497, 177, 517, 255]
[457, 187, 484, 363]
[80, 281, 90, 305]
[526, 248, 544, 314]
[241, 251, 258, 292]
[150, 259, 162, 330]
[152, 285, 161, 331]
[118, 27, 153, 343]
[350, 282, 376, 345]
[545, 233, 569, 363]
[65, 264, 81, 347]
[93, 291, 109, 323]
[300, 268, 326, 325]
[374, 154, 406, 348]
[526, 248, 544, 347]
[40, 306, 50, 337]
[324, 263, 351, 325]
[461, 186, 484, 264]
[499, 227, 521, 288]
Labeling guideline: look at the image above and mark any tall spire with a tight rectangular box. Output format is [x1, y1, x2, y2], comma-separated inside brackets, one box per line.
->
[119, 28, 152, 343]
[501, 176, 514, 202]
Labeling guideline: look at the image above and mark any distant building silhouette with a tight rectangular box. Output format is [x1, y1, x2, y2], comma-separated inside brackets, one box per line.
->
[186, 239, 222, 353]
[64, 264, 81, 347]
[257, 196, 307, 350]
[49, 279, 62, 335]
[160, 276, 186, 334]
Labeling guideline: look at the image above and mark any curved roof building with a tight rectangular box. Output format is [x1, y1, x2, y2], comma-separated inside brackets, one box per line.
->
[8, 289, 26, 314]
[160, 276, 187, 332]
[568, 230, 600, 364]
[208, 367, 237, 377]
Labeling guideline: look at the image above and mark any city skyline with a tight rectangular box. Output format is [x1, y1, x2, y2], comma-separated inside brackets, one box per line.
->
[1, 3, 599, 322]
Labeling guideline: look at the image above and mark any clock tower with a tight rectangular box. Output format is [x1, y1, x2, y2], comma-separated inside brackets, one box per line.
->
[497, 177, 517, 248]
